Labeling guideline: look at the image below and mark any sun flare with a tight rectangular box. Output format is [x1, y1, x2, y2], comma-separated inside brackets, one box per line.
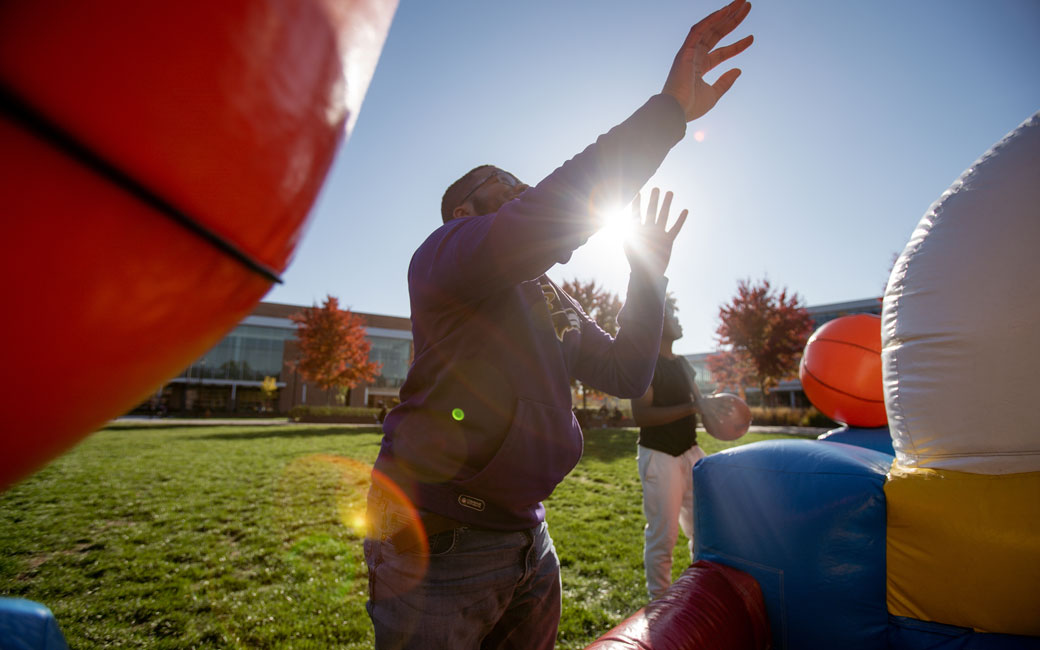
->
[596, 204, 633, 250]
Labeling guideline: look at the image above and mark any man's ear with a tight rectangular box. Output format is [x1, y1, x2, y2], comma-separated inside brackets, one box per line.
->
[452, 203, 475, 220]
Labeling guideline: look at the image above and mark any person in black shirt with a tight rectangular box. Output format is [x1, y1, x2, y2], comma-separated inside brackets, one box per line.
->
[631, 296, 704, 599]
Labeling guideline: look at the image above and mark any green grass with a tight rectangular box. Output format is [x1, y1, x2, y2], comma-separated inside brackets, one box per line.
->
[0, 424, 793, 649]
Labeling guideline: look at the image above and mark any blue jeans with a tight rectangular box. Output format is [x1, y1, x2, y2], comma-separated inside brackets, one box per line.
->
[364, 491, 561, 649]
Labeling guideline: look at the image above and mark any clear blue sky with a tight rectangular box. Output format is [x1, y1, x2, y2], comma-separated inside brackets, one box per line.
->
[265, 0, 1040, 354]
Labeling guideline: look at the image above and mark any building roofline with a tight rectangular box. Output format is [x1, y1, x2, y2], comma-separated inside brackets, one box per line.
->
[251, 301, 411, 331]
[805, 297, 882, 314]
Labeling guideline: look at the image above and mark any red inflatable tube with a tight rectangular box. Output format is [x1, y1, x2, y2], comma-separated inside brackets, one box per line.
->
[585, 560, 770, 650]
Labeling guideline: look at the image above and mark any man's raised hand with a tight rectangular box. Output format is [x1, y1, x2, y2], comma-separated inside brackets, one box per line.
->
[624, 188, 687, 278]
[663, 0, 754, 122]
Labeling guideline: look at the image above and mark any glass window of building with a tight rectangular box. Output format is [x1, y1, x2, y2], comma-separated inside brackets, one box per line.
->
[368, 337, 410, 389]
[182, 325, 296, 381]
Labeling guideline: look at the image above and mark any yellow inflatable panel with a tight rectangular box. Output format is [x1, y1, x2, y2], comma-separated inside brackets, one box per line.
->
[886, 463, 1040, 635]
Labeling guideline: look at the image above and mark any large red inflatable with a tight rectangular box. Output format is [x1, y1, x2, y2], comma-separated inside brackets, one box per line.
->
[799, 314, 887, 428]
[0, 0, 397, 490]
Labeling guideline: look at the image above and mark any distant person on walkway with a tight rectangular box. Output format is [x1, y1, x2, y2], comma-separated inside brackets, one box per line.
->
[364, 2, 753, 647]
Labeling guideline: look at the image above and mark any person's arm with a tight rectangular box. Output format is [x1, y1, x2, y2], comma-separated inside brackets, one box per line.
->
[413, 95, 685, 302]
[414, 0, 753, 303]
[567, 275, 664, 398]
[570, 189, 686, 397]
[631, 383, 699, 427]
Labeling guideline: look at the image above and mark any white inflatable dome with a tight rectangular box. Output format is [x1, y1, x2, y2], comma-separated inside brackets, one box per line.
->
[882, 112, 1040, 474]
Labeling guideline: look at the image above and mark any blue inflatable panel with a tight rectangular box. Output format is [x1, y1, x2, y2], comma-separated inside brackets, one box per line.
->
[818, 426, 895, 455]
[890, 616, 1040, 649]
[693, 439, 891, 650]
[0, 598, 69, 650]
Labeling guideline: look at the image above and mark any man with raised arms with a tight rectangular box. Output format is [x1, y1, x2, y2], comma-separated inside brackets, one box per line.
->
[364, 2, 753, 647]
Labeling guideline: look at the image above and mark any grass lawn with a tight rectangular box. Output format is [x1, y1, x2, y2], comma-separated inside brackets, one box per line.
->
[0, 423, 795, 649]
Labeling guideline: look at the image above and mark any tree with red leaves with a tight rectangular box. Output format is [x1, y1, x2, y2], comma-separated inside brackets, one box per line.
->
[563, 278, 622, 337]
[713, 278, 813, 404]
[562, 278, 622, 409]
[290, 295, 381, 405]
[705, 348, 756, 401]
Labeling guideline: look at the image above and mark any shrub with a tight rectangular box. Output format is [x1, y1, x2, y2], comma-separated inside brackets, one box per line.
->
[799, 407, 839, 429]
[746, 406, 838, 429]
[749, 406, 797, 426]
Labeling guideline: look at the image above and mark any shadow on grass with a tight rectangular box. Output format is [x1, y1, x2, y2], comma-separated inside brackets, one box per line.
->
[581, 427, 639, 462]
[188, 427, 384, 441]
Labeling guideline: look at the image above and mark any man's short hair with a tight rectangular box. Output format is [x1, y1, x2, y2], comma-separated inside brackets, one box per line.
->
[440, 164, 495, 223]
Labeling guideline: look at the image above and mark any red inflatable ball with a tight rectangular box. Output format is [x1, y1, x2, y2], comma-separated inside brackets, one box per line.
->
[699, 393, 752, 441]
[799, 314, 887, 428]
[0, 0, 397, 490]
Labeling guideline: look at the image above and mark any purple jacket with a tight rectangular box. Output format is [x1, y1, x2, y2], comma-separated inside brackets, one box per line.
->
[375, 94, 686, 530]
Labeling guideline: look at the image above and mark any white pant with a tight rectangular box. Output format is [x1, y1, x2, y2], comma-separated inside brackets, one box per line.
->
[637, 444, 706, 600]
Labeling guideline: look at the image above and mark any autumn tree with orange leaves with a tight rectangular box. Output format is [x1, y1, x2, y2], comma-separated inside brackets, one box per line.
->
[705, 349, 756, 401]
[290, 296, 381, 405]
[562, 278, 622, 409]
[563, 279, 622, 337]
[711, 278, 813, 405]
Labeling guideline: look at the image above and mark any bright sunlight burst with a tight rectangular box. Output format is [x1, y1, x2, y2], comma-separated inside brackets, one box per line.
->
[595, 203, 634, 250]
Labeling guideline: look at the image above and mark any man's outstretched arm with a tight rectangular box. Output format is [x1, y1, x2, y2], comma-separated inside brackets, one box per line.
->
[415, 0, 753, 301]
[571, 189, 687, 398]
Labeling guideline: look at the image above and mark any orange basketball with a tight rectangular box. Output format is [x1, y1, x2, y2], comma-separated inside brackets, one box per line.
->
[0, 0, 396, 490]
[700, 393, 753, 441]
[799, 314, 887, 428]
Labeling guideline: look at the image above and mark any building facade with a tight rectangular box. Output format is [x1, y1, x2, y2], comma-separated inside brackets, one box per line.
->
[146, 302, 412, 414]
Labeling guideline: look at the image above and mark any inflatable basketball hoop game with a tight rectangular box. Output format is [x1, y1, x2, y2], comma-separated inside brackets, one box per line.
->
[586, 114, 1040, 649]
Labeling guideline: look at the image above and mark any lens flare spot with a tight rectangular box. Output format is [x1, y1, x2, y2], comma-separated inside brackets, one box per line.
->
[693, 130, 706, 142]
[452, 408, 465, 421]
[350, 512, 368, 534]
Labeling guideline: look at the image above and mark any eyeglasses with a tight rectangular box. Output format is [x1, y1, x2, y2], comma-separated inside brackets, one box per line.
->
[458, 170, 522, 206]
